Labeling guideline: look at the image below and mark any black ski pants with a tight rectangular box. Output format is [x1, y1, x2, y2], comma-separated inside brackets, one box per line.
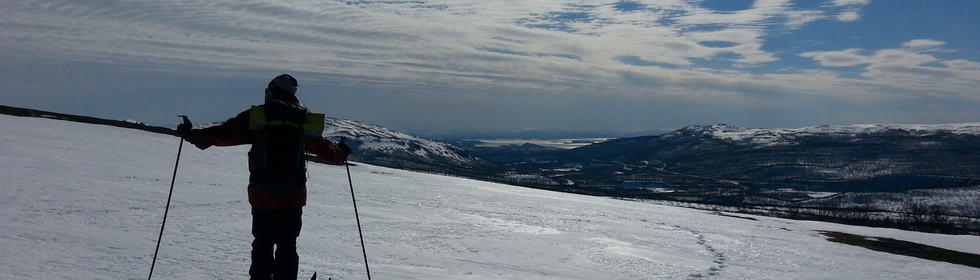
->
[249, 208, 302, 280]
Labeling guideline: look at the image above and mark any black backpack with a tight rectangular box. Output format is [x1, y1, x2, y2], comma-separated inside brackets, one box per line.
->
[247, 100, 325, 192]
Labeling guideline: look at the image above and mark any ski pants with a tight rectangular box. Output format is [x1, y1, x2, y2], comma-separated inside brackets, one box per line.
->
[250, 208, 302, 280]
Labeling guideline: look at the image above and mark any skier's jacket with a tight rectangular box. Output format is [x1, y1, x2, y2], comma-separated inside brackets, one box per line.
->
[183, 99, 347, 210]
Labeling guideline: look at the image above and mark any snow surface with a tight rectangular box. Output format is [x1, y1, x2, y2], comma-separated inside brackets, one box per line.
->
[671, 123, 980, 147]
[1, 114, 979, 279]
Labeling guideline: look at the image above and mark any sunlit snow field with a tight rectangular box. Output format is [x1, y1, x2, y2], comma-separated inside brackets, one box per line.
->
[1, 115, 978, 279]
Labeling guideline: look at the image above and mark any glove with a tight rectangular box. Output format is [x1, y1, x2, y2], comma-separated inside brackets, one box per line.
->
[176, 115, 192, 138]
[338, 137, 352, 155]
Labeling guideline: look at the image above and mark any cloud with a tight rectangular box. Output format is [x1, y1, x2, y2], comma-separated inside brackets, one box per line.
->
[0, 0, 973, 132]
[830, 0, 869, 22]
[871, 49, 940, 66]
[783, 9, 827, 28]
[836, 11, 861, 22]
[945, 59, 980, 70]
[676, 0, 826, 29]
[0, 0, 851, 80]
[833, 0, 871, 6]
[800, 49, 869, 67]
[799, 40, 980, 95]
[901, 39, 947, 49]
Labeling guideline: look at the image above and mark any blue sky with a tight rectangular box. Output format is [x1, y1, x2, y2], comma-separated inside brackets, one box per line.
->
[1, 0, 978, 135]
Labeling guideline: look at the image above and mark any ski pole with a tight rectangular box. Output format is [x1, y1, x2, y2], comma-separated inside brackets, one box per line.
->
[148, 115, 188, 280]
[343, 147, 372, 280]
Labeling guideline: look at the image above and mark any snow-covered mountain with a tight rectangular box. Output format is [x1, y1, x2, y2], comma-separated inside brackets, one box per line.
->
[559, 122, 980, 190]
[322, 117, 488, 173]
[668, 123, 980, 147]
[3, 114, 980, 279]
[467, 122, 980, 219]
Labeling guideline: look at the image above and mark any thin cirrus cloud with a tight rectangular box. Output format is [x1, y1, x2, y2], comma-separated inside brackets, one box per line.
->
[902, 39, 947, 49]
[832, 0, 872, 6]
[800, 39, 980, 95]
[831, 0, 869, 22]
[800, 48, 869, 67]
[6, 1, 815, 85]
[835, 11, 860, 22]
[0, 0, 978, 131]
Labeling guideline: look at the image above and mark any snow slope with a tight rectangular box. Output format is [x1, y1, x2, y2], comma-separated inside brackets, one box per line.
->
[1, 114, 978, 279]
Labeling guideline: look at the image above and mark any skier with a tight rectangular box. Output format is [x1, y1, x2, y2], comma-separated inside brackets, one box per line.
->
[175, 74, 352, 280]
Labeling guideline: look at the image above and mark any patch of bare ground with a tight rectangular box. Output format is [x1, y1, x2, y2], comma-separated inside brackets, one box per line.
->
[819, 230, 980, 268]
[711, 211, 758, 221]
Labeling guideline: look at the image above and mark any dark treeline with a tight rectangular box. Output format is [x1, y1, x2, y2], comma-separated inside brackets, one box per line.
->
[0, 105, 174, 135]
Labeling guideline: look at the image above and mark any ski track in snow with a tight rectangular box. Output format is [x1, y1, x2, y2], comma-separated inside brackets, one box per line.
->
[1, 114, 979, 279]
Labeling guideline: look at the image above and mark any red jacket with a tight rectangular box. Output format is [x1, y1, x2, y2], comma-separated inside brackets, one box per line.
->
[185, 108, 348, 209]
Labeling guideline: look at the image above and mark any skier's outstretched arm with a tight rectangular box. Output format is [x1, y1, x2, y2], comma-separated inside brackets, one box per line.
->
[177, 110, 253, 150]
[306, 137, 350, 166]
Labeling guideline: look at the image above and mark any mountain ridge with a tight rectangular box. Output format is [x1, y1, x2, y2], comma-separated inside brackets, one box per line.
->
[321, 116, 491, 174]
[669, 123, 980, 147]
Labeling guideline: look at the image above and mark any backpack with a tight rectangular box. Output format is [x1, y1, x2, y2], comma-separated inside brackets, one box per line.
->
[247, 100, 325, 192]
